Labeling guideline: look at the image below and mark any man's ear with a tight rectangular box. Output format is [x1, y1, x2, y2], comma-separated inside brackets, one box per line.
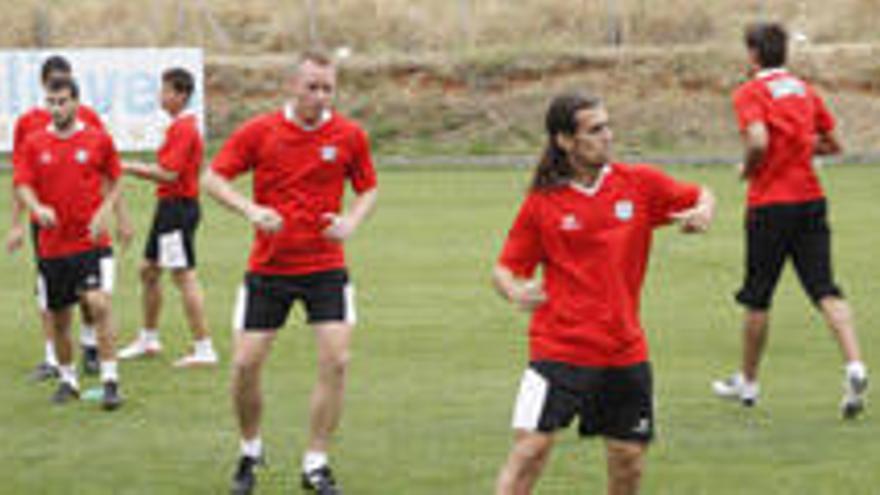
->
[555, 133, 573, 153]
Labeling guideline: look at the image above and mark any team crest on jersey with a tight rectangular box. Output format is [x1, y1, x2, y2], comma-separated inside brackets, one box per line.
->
[614, 200, 634, 221]
[40, 151, 52, 165]
[560, 213, 582, 231]
[75, 149, 89, 164]
[321, 145, 338, 162]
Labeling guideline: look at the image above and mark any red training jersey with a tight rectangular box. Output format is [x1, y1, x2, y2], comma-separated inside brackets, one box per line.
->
[157, 112, 203, 199]
[13, 123, 122, 259]
[498, 163, 700, 367]
[732, 69, 835, 207]
[211, 106, 377, 276]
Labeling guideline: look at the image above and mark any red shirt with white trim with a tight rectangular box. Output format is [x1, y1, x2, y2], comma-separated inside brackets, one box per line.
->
[498, 163, 700, 367]
[733, 69, 835, 207]
[157, 113, 203, 199]
[13, 124, 122, 259]
[211, 106, 377, 276]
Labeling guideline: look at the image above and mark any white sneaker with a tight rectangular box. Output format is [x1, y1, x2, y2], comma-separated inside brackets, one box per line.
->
[118, 335, 162, 360]
[712, 372, 759, 407]
[841, 373, 868, 419]
[173, 349, 218, 369]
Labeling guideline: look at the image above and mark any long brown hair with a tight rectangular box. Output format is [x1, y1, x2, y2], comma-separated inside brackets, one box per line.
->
[531, 92, 602, 190]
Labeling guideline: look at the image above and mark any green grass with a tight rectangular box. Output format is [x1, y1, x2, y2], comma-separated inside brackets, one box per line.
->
[0, 164, 877, 494]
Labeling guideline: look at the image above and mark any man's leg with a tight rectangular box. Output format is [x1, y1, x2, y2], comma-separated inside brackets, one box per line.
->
[81, 289, 122, 410]
[789, 201, 868, 417]
[230, 330, 276, 495]
[605, 439, 647, 495]
[77, 299, 99, 374]
[303, 321, 352, 478]
[170, 269, 216, 367]
[495, 430, 555, 495]
[742, 309, 770, 383]
[49, 307, 80, 403]
[32, 309, 59, 381]
[119, 261, 163, 359]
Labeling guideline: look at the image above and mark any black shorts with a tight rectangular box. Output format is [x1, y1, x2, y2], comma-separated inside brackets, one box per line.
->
[233, 269, 355, 331]
[511, 360, 654, 443]
[735, 199, 842, 310]
[37, 248, 114, 311]
[144, 198, 200, 269]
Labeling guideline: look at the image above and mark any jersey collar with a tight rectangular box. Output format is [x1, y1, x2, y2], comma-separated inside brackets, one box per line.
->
[46, 119, 86, 138]
[283, 103, 332, 132]
[569, 164, 612, 197]
[755, 67, 788, 80]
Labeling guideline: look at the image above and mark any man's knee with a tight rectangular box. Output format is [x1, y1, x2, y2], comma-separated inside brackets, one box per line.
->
[171, 269, 198, 289]
[607, 441, 646, 485]
[140, 262, 162, 286]
[510, 432, 553, 471]
[81, 292, 111, 319]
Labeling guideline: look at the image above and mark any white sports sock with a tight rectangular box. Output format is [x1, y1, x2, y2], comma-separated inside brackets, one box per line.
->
[101, 361, 119, 383]
[302, 451, 328, 473]
[141, 328, 160, 344]
[846, 361, 867, 380]
[194, 338, 214, 356]
[44, 340, 58, 367]
[58, 365, 79, 389]
[79, 325, 97, 347]
[240, 437, 263, 459]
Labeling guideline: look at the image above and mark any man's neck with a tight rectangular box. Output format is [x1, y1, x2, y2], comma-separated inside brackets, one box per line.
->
[51, 120, 78, 139]
[572, 162, 606, 187]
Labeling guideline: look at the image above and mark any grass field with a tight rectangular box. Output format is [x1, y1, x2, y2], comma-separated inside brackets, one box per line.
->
[0, 164, 877, 494]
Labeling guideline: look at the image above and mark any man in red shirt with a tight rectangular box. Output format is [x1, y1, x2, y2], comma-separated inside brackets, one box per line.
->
[712, 23, 868, 418]
[493, 93, 715, 495]
[117, 67, 216, 368]
[14, 78, 124, 410]
[5, 55, 132, 381]
[204, 51, 377, 495]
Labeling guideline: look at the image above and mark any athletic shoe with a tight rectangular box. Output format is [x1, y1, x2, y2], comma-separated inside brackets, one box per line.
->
[712, 372, 759, 407]
[230, 455, 262, 495]
[118, 335, 161, 360]
[173, 349, 219, 369]
[301, 465, 341, 495]
[30, 362, 59, 382]
[841, 374, 868, 420]
[51, 381, 80, 404]
[102, 381, 123, 411]
[82, 345, 100, 375]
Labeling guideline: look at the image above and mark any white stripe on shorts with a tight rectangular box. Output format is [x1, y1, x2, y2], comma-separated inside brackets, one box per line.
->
[99, 256, 115, 293]
[158, 230, 188, 269]
[232, 284, 247, 333]
[343, 283, 356, 325]
[36, 274, 48, 311]
[511, 367, 549, 431]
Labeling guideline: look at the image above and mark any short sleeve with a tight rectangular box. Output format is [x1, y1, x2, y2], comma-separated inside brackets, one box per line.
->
[346, 127, 377, 193]
[100, 133, 122, 180]
[811, 90, 835, 134]
[637, 165, 701, 227]
[211, 118, 262, 180]
[498, 194, 545, 277]
[11, 114, 32, 166]
[12, 137, 36, 187]
[733, 85, 767, 131]
[80, 106, 106, 132]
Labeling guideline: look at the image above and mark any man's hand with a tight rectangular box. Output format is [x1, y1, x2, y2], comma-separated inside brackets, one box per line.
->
[508, 280, 547, 312]
[246, 204, 284, 233]
[5, 224, 25, 253]
[669, 188, 715, 234]
[321, 213, 356, 242]
[88, 207, 112, 242]
[33, 204, 58, 228]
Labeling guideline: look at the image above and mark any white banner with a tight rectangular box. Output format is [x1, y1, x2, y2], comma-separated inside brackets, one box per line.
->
[0, 48, 204, 152]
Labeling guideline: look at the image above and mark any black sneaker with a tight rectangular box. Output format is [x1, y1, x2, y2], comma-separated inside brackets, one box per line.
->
[102, 381, 123, 411]
[231, 455, 262, 495]
[51, 381, 80, 404]
[82, 346, 100, 375]
[30, 362, 59, 382]
[301, 465, 341, 495]
[842, 374, 868, 420]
